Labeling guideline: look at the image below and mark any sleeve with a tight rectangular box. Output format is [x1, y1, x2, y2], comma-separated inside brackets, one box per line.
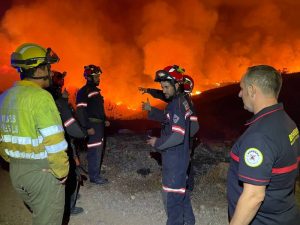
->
[190, 114, 199, 137]
[148, 107, 165, 122]
[56, 99, 87, 139]
[76, 89, 91, 129]
[147, 89, 168, 102]
[154, 101, 186, 151]
[238, 132, 275, 186]
[34, 93, 69, 179]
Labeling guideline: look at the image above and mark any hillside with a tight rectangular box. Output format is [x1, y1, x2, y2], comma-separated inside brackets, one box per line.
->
[108, 73, 300, 140]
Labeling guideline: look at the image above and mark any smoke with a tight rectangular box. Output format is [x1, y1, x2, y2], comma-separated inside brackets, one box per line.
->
[1, 0, 300, 116]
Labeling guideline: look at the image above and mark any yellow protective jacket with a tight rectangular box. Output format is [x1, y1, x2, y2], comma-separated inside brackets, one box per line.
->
[0, 80, 69, 178]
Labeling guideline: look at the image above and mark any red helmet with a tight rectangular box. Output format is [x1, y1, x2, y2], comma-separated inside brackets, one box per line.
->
[84, 64, 102, 78]
[183, 75, 194, 93]
[52, 71, 66, 88]
[155, 65, 184, 83]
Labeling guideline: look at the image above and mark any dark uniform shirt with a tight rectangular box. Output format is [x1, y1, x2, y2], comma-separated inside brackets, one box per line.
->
[147, 88, 199, 137]
[227, 103, 300, 225]
[149, 94, 192, 191]
[76, 82, 106, 129]
[55, 97, 87, 139]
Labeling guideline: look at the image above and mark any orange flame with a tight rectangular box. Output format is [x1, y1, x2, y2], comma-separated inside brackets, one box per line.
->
[1, 1, 300, 118]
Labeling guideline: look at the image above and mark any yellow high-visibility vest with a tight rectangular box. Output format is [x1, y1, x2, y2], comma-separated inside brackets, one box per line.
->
[0, 80, 69, 178]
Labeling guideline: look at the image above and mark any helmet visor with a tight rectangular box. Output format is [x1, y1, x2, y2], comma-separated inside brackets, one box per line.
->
[155, 70, 172, 82]
[45, 48, 60, 64]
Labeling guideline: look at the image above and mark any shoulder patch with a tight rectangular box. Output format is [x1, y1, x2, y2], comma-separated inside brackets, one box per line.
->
[244, 148, 263, 167]
[182, 100, 190, 111]
[173, 114, 180, 123]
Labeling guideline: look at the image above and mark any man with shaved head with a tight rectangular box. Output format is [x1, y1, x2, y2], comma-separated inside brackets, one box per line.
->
[227, 65, 300, 225]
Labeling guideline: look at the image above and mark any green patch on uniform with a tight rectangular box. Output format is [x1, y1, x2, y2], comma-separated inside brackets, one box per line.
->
[289, 128, 299, 146]
[244, 148, 263, 167]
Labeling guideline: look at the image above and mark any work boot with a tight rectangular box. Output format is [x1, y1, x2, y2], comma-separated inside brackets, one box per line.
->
[90, 177, 109, 185]
[70, 206, 84, 215]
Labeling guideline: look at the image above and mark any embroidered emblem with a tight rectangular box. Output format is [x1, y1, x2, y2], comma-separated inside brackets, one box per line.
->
[173, 114, 180, 123]
[244, 148, 263, 167]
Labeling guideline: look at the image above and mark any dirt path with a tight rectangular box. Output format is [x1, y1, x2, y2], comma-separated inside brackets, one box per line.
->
[0, 135, 230, 225]
[0, 167, 228, 225]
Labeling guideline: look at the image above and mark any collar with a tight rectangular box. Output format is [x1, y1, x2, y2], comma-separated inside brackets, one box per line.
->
[245, 103, 283, 126]
[14, 80, 42, 89]
[86, 81, 100, 90]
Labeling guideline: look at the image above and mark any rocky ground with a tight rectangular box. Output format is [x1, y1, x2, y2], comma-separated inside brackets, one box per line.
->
[0, 134, 275, 225]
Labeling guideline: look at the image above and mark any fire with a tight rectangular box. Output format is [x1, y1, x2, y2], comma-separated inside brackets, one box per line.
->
[1, 1, 300, 119]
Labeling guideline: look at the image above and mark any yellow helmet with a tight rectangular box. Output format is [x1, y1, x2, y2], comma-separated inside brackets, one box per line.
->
[11, 43, 59, 70]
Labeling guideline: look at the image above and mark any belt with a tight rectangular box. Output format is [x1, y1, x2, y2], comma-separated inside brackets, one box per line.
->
[88, 118, 103, 123]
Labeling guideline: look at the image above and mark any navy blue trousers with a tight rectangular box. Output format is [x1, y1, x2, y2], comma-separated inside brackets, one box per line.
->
[162, 190, 195, 225]
[87, 122, 104, 180]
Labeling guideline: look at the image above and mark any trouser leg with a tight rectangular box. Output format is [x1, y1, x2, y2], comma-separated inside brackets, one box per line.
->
[87, 145, 102, 180]
[186, 161, 195, 191]
[183, 191, 195, 225]
[162, 191, 185, 225]
[87, 123, 104, 180]
[65, 159, 77, 212]
[10, 160, 65, 225]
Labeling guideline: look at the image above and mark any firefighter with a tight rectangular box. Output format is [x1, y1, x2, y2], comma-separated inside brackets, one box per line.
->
[143, 65, 195, 225]
[227, 65, 300, 225]
[76, 65, 110, 185]
[139, 72, 199, 191]
[46, 71, 87, 218]
[0, 43, 69, 225]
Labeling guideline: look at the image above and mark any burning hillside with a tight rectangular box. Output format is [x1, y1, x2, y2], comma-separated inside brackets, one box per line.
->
[1, 0, 300, 118]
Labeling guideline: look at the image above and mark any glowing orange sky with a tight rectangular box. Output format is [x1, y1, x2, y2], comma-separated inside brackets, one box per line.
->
[1, 0, 300, 118]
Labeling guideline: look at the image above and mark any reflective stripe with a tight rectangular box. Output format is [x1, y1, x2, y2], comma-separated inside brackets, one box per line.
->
[2, 135, 43, 147]
[5, 149, 48, 159]
[239, 174, 270, 183]
[39, 125, 64, 137]
[76, 103, 87, 107]
[172, 125, 185, 135]
[231, 150, 298, 175]
[162, 186, 186, 194]
[64, 117, 76, 127]
[166, 113, 170, 120]
[230, 151, 239, 162]
[88, 92, 99, 98]
[45, 139, 68, 154]
[185, 110, 192, 119]
[87, 141, 102, 148]
[190, 116, 198, 121]
[272, 162, 298, 174]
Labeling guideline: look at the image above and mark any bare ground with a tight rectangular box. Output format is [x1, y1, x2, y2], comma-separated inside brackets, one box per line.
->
[0, 134, 229, 225]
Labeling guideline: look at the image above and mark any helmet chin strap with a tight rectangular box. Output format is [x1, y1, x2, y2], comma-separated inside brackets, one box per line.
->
[30, 67, 52, 85]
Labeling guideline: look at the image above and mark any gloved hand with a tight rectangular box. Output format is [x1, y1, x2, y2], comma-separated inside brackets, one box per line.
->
[141, 98, 151, 111]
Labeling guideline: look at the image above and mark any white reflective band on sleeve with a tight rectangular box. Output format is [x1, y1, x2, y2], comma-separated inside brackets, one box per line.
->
[162, 186, 186, 194]
[64, 117, 76, 127]
[45, 139, 68, 154]
[76, 103, 87, 107]
[87, 141, 103, 148]
[172, 125, 185, 135]
[88, 92, 99, 98]
[166, 113, 170, 120]
[39, 125, 64, 138]
[2, 135, 43, 147]
[185, 110, 193, 119]
[5, 149, 48, 159]
[190, 116, 198, 121]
